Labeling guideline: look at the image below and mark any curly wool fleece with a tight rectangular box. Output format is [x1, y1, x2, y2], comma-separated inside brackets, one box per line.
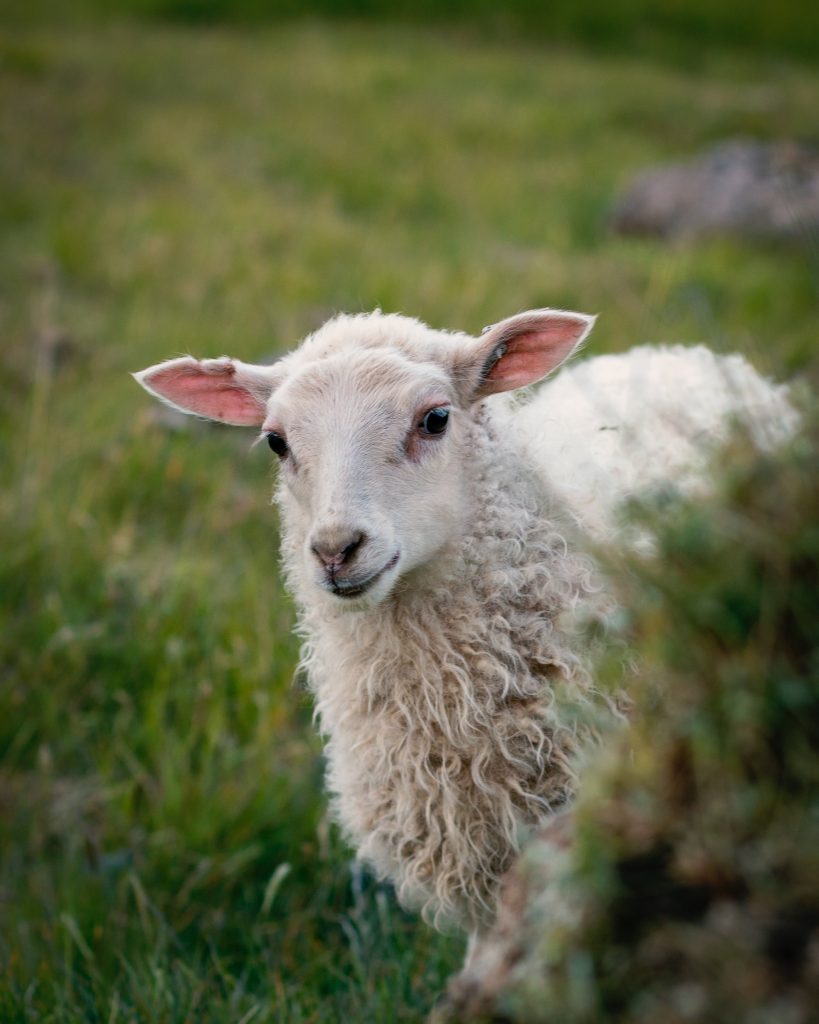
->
[134, 309, 794, 935]
[287, 407, 600, 931]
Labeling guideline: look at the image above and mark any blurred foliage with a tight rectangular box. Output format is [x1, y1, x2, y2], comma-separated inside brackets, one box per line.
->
[0, 11, 817, 1023]
[4, 0, 819, 64]
[444, 423, 819, 1022]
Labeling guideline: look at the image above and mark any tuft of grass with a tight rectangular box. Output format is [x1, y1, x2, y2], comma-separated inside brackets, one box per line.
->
[1, 16, 816, 1021]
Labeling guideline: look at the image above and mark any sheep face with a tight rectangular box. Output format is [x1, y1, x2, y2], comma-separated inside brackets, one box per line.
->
[267, 346, 469, 608]
[133, 308, 595, 608]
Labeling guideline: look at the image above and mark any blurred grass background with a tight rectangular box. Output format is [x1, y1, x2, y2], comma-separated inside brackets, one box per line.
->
[0, 1, 817, 1020]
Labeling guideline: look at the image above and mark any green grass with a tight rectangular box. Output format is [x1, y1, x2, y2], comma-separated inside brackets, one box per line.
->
[0, 17, 817, 1022]
[5, 0, 819, 64]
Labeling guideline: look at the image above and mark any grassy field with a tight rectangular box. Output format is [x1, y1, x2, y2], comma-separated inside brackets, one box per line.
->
[0, 15, 817, 1023]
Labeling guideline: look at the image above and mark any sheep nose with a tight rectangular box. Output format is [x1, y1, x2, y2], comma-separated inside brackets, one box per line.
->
[310, 530, 366, 572]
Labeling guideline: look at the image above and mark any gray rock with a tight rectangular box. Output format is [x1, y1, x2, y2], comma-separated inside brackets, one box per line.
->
[611, 139, 819, 243]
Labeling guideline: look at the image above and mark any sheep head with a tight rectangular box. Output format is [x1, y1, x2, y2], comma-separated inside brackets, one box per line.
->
[134, 308, 594, 607]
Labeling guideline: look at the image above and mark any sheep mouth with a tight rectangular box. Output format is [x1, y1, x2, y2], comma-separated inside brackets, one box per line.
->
[330, 551, 400, 599]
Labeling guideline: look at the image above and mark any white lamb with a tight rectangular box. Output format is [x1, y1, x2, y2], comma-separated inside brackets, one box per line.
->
[134, 309, 795, 935]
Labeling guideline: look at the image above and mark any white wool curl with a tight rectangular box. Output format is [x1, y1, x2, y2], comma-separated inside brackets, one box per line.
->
[283, 408, 601, 931]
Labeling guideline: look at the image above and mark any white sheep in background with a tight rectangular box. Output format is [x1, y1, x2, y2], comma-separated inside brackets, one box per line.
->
[134, 309, 795, 936]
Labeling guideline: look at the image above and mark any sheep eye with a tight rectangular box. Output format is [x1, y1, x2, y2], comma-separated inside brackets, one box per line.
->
[267, 431, 289, 457]
[420, 407, 450, 436]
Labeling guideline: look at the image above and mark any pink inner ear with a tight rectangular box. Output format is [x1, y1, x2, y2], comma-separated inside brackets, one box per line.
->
[486, 332, 570, 390]
[483, 313, 592, 394]
[138, 358, 268, 426]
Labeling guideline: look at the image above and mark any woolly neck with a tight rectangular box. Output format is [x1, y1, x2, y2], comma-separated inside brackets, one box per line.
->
[276, 406, 597, 927]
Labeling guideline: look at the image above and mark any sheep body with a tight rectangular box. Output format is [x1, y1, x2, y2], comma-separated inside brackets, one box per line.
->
[281, 329, 795, 930]
[134, 310, 795, 934]
[519, 343, 798, 540]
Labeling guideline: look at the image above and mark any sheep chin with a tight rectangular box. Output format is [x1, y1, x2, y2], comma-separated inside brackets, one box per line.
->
[316, 553, 403, 611]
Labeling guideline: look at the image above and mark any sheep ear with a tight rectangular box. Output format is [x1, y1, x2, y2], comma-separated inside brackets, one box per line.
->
[133, 356, 278, 426]
[465, 309, 595, 401]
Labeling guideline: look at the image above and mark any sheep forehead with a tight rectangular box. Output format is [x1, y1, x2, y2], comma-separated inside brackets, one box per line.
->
[271, 346, 453, 432]
[293, 310, 469, 365]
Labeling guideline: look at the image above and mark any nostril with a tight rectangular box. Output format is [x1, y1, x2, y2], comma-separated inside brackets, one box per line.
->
[340, 532, 364, 562]
[311, 531, 367, 569]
